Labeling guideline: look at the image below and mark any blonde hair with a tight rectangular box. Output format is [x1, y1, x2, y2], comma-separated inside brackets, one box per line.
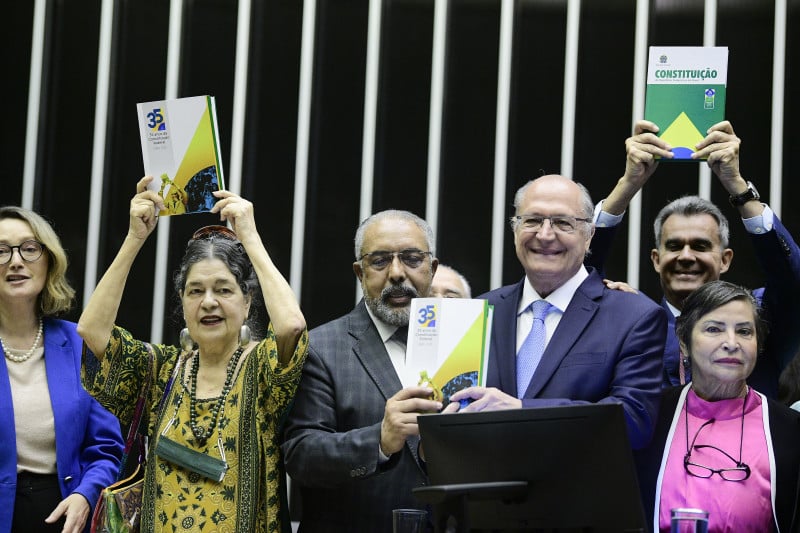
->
[0, 206, 75, 315]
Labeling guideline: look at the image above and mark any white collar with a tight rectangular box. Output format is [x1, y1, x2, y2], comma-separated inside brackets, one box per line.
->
[518, 265, 589, 315]
[364, 303, 404, 343]
[666, 300, 681, 317]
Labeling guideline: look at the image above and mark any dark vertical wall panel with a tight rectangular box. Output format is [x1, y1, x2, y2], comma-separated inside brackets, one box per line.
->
[302, 1, 369, 328]
[573, 0, 637, 283]
[438, 0, 501, 296]
[1, 1, 35, 205]
[36, 0, 102, 323]
[373, 0, 433, 216]
[101, 0, 171, 340]
[785, 1, 800, 243]
[715, 0, 776, 292]
[246, 0, 304, 331]
[504, 1, 568, 287]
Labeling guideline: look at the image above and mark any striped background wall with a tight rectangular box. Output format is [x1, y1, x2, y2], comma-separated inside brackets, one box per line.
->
[3, 0, 799, 344]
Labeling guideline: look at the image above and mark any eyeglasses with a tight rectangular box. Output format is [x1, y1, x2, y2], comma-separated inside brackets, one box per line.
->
[359, 249, 432, 270]
[511, 214, 593, 234]
[683, 397, 750, 482]
[0, 240, 46, 265]
[191, 225, 237, 241]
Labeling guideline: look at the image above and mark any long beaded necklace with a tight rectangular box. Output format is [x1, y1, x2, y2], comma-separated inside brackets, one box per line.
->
[1, 318, 44, 363]
[183, 346, 244, 446]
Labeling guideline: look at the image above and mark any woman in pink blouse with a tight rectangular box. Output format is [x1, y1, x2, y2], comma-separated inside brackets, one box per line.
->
[636, 280, 800, 532]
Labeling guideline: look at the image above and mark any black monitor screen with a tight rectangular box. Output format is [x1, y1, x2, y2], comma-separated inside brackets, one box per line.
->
[418, 404, 646, 532]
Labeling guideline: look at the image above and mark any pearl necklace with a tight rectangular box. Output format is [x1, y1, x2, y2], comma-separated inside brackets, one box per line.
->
[1, 318, 44, 363]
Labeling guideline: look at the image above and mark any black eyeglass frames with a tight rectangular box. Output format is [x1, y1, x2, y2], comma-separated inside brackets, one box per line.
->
[359, 249, 433, 270]
[0, 240, 46, 265]
[683, 398, 750, 482]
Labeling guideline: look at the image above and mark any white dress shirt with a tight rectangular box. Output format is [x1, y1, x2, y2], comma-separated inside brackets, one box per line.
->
[516, 265, 589, 353]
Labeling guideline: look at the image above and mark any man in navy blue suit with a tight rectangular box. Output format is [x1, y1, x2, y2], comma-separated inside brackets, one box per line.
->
[446, 174, 667, 450]
[588, 120, 800, 397]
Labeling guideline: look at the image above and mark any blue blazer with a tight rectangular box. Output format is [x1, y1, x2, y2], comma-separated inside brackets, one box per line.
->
[480, 269, 667, 450]
[590, 213, 800, 397]
[0, 319, 123, 532]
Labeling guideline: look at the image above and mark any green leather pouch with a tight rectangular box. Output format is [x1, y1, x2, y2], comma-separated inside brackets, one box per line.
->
[155, 436, 228, 482]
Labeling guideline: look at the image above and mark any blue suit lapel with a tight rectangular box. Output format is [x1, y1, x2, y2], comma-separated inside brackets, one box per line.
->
[491, 281, 524, 395]
[524, 273, 602, 398]
[661, 299, 682, 385]
[42, 320, 78, 468]
[0, 339, 17, 483]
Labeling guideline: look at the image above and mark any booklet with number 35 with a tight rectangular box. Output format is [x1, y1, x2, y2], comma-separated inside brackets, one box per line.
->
[136, 95, 226, 216]
[403, 298, 492, 405]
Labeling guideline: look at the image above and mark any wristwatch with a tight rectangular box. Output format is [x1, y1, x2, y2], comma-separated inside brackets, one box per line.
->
[728, 181, 760, 207]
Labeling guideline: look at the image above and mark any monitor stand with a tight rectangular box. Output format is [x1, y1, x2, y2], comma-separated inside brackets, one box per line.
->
[413, 481, 528, 533]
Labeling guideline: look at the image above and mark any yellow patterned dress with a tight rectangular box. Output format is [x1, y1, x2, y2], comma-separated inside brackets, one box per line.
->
[82, 324, 307, 532]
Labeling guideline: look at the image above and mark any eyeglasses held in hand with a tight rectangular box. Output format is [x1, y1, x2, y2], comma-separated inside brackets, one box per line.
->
[683, 397, 750, 482]
[511, 214, 592, 234]
[359, 249, 432, 270]
[191, 225, 237, 241]
[0, 240, 46, 265]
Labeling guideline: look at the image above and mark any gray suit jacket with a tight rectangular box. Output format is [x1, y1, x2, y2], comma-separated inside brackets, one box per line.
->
[282, 301, 427, 533]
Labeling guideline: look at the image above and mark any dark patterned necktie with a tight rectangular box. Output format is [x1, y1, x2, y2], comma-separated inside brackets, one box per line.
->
[391, 325, 409, 350]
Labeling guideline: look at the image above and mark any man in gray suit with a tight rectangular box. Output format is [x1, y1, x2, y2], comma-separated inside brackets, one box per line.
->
[282, 210, 443, 532]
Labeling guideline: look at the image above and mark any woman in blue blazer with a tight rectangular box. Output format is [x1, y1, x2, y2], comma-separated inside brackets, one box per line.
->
[0, 206, 123, 533]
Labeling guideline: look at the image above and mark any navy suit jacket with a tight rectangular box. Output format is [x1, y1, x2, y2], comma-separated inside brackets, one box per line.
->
[0, 319, 123, 533]
[480, 269, 667, 450]
[282, 301, 427, 533]
[590, 213, 800, 398]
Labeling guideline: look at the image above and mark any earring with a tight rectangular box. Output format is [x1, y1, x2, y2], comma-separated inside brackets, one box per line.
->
[180, 328, 195, 352]
[239, 324, 251, 347]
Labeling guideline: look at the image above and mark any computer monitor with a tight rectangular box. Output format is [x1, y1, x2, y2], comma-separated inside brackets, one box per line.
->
[416, 404, 646, 532]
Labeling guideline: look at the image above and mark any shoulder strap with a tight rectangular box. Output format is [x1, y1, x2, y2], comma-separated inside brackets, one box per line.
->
[116, 343, 156, 480]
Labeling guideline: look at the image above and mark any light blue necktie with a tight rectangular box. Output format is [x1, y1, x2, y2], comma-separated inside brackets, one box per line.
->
[516, 300, 553, 398]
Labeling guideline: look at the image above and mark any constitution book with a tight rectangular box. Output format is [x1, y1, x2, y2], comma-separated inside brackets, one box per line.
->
[136, 95, 225, 216]
[644, 46, 728, 160]
[403, 298, 492, 404]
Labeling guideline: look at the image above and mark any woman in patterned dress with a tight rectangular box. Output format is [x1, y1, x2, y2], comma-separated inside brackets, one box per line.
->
[79, 176, 308, 532]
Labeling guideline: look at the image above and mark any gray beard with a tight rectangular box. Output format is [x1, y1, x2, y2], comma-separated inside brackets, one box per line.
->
[363, 284, 419, 327]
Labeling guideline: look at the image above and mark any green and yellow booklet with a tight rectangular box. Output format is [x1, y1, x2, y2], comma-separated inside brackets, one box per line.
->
[136, 95, 225, 215]
[644, 46, 728, 160]
[403, 298, 492, 404]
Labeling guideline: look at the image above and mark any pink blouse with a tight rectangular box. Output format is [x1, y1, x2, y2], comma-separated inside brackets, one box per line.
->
[658, 388, 773, 532]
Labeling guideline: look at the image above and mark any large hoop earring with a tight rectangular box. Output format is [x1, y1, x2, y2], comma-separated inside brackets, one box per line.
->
[239, 325, 251, 348]
[180, 328, 195, 352]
